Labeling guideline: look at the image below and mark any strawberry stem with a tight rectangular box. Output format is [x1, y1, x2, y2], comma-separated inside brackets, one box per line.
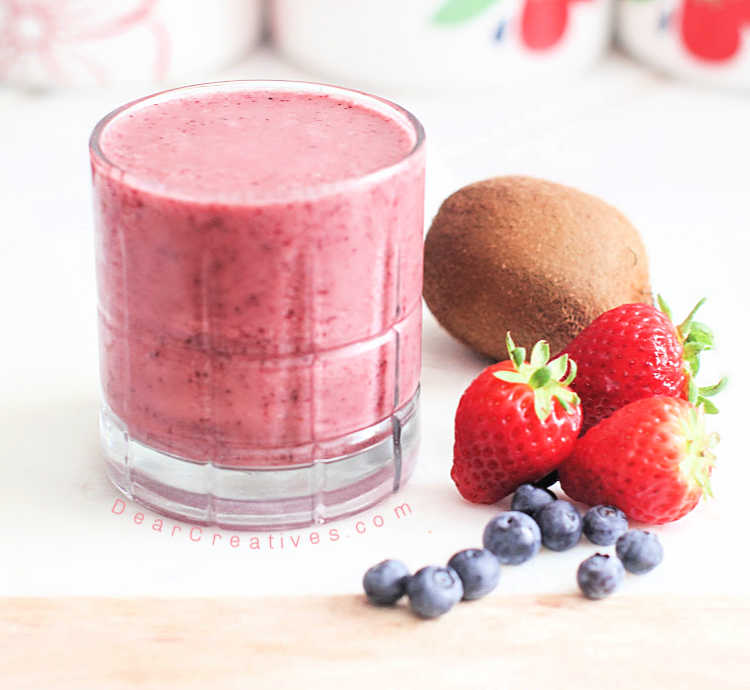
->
[561, 359, 577, 387]
[506, 332, 526, 369]
[658, 295, 726, 413]
[529, 368, 551, 389]
[694, 376, 728, 415]
[494, 332, 580, 422]
[680, 405, 717, 499]
[656, 294, 673, 321]
[699, 378, 728, 397]
[677, 298, 707, 339]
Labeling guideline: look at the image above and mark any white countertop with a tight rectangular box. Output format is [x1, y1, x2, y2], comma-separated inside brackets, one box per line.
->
[1, 47, 747, 598]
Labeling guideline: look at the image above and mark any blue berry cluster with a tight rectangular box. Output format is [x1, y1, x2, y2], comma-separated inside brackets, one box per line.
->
[576, 529, 663, 600]
[363, 548, 500, 619]
[487, 485, 663, 599]
[363, 484, 664, 617]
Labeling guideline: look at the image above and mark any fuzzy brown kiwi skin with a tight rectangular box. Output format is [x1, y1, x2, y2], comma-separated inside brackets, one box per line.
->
[423, 176, 652, 359]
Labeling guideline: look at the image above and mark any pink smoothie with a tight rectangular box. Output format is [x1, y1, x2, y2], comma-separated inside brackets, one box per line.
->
[92, 84, 425, 467]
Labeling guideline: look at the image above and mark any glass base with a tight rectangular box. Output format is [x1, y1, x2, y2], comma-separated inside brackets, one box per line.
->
[100, 390, 419, 530]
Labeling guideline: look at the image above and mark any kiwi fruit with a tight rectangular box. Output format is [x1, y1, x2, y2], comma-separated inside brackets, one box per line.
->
[423, 176, 652, 359]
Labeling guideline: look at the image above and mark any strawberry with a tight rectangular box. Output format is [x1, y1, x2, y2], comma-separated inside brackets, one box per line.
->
[561, 297, 725, 432]
[452, 334, 582, 504]
[559, 396, 718, 524]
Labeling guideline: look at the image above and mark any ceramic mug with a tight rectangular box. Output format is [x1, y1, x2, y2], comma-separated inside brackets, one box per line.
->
[618, 0, 750, 88]
[0, 0, 262, 88]
[271, 0, 614, 90]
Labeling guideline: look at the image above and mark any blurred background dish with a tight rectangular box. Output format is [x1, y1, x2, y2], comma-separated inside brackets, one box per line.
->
[4, 0, 750, 93]
[0, 0, 262, 89]
[618, 0, 750, 89]
[271, 0, 614, 91]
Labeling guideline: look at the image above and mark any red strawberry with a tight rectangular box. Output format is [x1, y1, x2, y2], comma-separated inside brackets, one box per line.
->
[452, 334, 582, 504]
[562, 297, 725, 432]
[559, 396, 718, 524]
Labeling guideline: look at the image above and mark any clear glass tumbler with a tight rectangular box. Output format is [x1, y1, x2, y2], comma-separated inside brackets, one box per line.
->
[90, 81, 426, 529]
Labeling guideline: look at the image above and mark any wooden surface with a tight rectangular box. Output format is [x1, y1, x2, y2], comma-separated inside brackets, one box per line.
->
[2, 595, 748, 689]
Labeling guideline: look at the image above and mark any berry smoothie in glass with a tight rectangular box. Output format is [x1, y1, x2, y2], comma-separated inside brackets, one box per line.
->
[90, 81, 425, 529]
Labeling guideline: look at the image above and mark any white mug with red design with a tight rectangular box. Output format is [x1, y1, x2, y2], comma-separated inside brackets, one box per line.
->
[271, 0, 613, 90]
[618, 0, 750, 88]
[0, 0, 262, 89]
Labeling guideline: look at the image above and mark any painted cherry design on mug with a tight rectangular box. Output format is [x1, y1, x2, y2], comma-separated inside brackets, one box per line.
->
[679, 0, 749, 62]
[520, 0, 590, 50]
[433, 0, 592, 50]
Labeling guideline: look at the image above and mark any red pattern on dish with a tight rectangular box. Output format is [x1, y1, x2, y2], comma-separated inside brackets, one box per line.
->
[520, 0, 591, 51]
[679, 0, 750, 62]
[0, 0, 169, 84]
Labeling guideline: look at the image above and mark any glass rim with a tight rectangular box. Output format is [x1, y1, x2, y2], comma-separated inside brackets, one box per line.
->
[89, 79, 426, 206]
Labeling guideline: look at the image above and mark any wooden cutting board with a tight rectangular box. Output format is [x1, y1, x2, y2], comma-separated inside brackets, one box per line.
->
[3, 595, 748, 689]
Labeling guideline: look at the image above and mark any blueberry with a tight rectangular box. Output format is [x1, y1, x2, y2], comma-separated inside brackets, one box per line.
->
[536, 500, 582, 551]
[577, 553, 625, 599]
[482, 511, 541, 565]
[511, 484, 557, 517]
[363, 559, 410, 605]
[447, 549, 501, 600]
[582, 505, 628, 546]
[616, 530, 664, 574]
[406, 566, 464, 618]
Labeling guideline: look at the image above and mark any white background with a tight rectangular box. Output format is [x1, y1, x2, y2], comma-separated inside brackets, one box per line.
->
[1, 46, 747, 598]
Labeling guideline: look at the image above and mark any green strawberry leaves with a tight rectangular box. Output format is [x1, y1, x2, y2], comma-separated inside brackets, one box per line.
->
[676, 297, 707, 338]
[698, 379, 728, 397]
[682, 405, 719, 499]
[656, 294, 673, 320]
[494, 333, 580, 422]
[695, 377, 728, 415]
[433, 0, 500, 24]
[685, 322, 714, 350]
[529, 340, 549, 368]
[678, 300, 716, 376]
[657, 295, 727, 414]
